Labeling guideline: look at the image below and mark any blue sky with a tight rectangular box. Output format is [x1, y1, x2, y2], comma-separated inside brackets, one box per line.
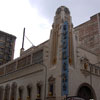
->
[0, 0, 100, 58]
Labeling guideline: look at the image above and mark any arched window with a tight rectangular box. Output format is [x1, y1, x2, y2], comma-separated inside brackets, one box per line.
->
[18, 86, 24, 100]
[27, 84, 32, 100]
[0, 86, 4, 100]
[4, 84, 10, 100]
[10, 82, 17, 100]
[36, 81, 42, 99]
[48, 76, 56, 96]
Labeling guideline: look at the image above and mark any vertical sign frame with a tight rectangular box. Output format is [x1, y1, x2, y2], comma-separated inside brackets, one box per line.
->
[61, 21, 69, 96]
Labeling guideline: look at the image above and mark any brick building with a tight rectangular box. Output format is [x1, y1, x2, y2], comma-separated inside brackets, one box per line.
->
[74, 13, 100, 55]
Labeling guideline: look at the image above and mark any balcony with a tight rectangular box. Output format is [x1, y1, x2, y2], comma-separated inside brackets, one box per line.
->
[0, 49, 43, 77]
[80, 58, 100, 77]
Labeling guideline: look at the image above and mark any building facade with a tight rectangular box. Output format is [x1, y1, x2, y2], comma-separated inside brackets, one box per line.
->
[0, 6, 100, 100]
[0, 31, 16, 65]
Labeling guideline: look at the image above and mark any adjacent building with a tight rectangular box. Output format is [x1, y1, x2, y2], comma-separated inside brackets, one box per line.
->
[74, 13, 100, 55]
[0, 6, 100, 100]
[0, 31, 16, 65]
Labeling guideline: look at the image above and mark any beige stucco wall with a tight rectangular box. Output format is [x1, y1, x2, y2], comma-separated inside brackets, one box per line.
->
[0, 64, 45, 100]
[68, 32, 99, 99]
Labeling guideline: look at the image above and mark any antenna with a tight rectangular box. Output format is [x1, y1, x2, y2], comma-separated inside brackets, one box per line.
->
[20, 28, 35, 56]
[22, 27, 25, 49]
[20, 28, 25, 55]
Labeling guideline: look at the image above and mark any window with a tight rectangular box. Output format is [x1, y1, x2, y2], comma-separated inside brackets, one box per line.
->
[0, 61, 3, 65]
[0, 42, 5, 47]
[26, 55, 31, 65]
[18, 86, 24, 100]
[17, 58, 27, 69]
[17, 55, 31, 69]
[83, 58, 89, 70]
[10, 82, 17, 100]
[64, 8, 70, 14]
[49, 84, 53, 96]
[5, 48, 11, 54]
[32, 50, 43, 64]
[6, 42, 12, 47]
[0, 54, 3, 59]
[0, 36, 5, 41]
[4, 84, 10, 100]
[27, 84, 32, 100]
[84, 63, 88, 70]
[36, 82, 42, 99]
[7, 36, 12, 42]
[0, 48, 4, 52]
[6, 62, 16, 74]
[56, 8, 61, 14]
[48, 76, 55, 97]
[0, 86, 4, 100]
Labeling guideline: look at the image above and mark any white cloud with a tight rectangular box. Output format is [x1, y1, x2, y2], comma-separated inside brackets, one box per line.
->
[1, 0, 100, 59]
[0, 0, 51, 58]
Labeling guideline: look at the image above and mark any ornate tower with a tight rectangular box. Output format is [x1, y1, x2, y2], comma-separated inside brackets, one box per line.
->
[48, 6, 74, 98]
[49, 6, 74, 67]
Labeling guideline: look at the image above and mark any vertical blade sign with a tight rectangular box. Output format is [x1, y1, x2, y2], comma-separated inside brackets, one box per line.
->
[61, 21, 69, 96]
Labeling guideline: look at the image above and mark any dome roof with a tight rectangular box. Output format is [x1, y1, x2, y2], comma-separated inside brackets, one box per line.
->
[56, 6, 70, 15]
